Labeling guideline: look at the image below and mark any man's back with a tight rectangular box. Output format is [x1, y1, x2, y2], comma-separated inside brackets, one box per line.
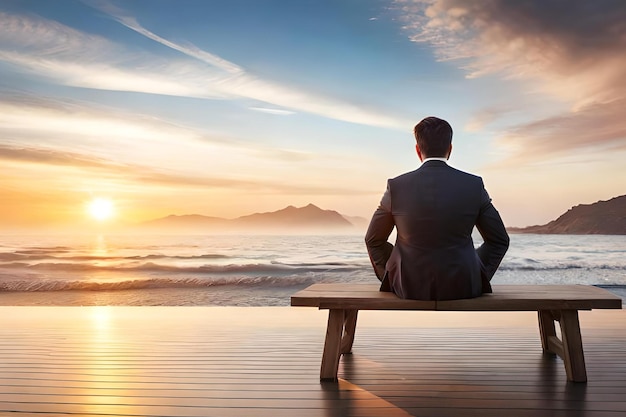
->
[365, 160, 509, 301]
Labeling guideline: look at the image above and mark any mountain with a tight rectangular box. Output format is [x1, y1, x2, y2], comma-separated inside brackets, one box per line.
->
[342, 214, 370, 229]
[137, 204, 361, 233]
[508, 195, 626, 235]
[236, 203, 352, 228]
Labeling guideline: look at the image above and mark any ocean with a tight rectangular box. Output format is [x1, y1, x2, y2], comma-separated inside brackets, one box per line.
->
[0, 233, 625, 306]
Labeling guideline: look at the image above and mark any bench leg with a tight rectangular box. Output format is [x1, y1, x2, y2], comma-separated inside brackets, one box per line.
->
[560, 310, 587, 382]
[320, 309, 345, 381]
[537, 309, 587, 383]
[538, 310, 557, 353]
[341, 310, 358, 354]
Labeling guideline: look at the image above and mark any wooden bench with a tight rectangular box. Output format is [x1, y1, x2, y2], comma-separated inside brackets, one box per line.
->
[291, 284, 622, 383]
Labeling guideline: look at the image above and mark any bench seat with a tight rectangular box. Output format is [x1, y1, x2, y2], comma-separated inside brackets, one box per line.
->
[291, 284, 622, 383]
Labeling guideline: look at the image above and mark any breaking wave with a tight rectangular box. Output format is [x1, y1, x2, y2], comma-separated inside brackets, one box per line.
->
[499, 263, 625, 271]
[0, 276, 318, 292]
[0, 253, 230, 262]
[0, 261, 363, 274]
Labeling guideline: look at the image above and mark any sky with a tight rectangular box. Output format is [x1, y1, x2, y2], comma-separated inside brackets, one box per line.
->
[0, 0, 624, 231]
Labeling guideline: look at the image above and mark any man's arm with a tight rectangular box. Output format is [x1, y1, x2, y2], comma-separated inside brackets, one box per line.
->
[475, 183, 510, 290]
[365, 182, 395, 281]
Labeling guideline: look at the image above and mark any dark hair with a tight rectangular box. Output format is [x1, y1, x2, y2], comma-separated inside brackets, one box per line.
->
[413, 116, 453, 158]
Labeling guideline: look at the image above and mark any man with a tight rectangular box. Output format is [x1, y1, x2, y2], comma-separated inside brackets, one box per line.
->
[365, 116, 509, 301]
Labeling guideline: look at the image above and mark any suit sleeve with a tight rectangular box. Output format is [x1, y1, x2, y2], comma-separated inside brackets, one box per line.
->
[364, 181, 395, 281]
[475, 182, 510, 289]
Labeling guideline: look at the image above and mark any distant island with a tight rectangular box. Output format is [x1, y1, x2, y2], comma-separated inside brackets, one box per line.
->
[137, 203, 369, 233]
[508, 195, 626, 235]
[137, 195, 626, 235]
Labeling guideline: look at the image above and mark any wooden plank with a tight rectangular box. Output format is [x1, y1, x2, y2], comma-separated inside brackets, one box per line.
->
[319, 299, 437, 310]
[438, 286, 622, 311]
[291, 284, 622, 311]
[292, 286, 440, 310]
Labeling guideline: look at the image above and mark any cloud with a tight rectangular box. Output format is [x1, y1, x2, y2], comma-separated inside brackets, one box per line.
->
[0, 144, 121, 169]
[0, 93, 210, 158]
[249, 107, 296, 116]
[0, 93, 316, 169]
[0, 9, 405, 129]
[0, 95, 374, 196]
[86, 0, 244, 75]
[0, 143, 372, 196]
[92, 3, 405, 128]
[464, 105, 515, 132]
[496, 98, 626, 165]
[0, 92, 320, 164]
[397, 0, 626, 162]
[0, 11, 236, 99]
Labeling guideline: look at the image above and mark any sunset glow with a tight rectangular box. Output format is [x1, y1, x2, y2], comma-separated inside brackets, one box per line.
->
[0, 1, 624, 230]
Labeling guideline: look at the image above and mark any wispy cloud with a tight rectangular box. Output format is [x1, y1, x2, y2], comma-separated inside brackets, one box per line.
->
[87, 0, 244, 75]
[0, 11, 235, 99]
[91, 1, 405, 128]
[0, 93, 307, 167]
[249, 107, 296, 116]
[0, 144, 121, 169]
[496, 99, 626, 165]
[463, 105, 515, 132]
[0, 93, 211, 159]
[0, 143, 373, 196]
[397, 0, 626, 163]
[0, 94, 375, 197]
[0, 8, 405, 129]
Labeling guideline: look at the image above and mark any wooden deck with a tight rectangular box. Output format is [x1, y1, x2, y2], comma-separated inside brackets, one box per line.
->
[0, 306, 625, 416]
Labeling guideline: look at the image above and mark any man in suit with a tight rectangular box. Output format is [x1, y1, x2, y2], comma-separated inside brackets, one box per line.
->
[365, 117, 509, 300]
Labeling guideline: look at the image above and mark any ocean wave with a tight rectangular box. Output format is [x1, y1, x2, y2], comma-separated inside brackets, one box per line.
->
[0, 276, 317, 292]
[2, 277, 625, 295]
[499, 263, 625, 271]
[0, 261, 363, 274]
[0, 252, 230, 262]
[20, 246, 72, 252]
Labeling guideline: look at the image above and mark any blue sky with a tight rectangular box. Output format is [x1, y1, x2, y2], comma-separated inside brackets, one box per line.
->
[1, 0, 624, 229]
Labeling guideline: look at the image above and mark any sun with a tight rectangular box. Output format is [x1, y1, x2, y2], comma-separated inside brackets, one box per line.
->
[88, 198, 114, 221]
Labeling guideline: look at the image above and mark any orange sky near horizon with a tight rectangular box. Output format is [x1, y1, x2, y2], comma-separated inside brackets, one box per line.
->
[3, 151, 623, 232]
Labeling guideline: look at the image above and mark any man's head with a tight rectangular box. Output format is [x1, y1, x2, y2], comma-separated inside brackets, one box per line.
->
[413, 116, 453, 161]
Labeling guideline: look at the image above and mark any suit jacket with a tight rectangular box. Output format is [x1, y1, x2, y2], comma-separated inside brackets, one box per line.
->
[365, 160, 509, 301]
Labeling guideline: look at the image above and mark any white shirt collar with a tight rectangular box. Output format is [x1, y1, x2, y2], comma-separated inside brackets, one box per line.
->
[421, 157, 448, 164]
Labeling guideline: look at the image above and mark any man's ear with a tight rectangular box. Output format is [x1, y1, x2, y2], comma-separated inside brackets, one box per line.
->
[447, 144, 453, 159]
[416, 144, 424, 162]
